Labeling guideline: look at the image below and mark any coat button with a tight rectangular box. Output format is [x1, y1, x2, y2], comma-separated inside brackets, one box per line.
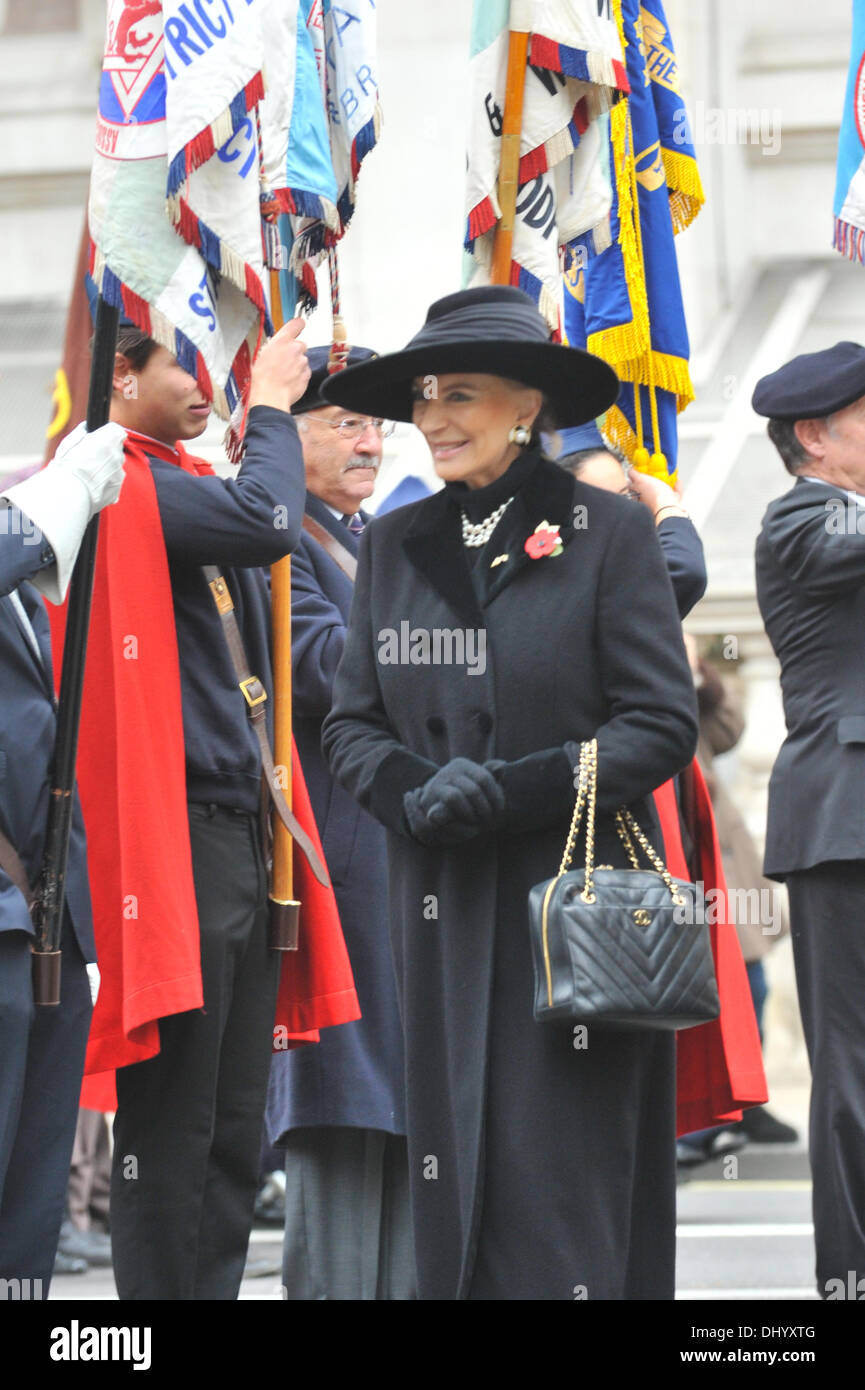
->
[426, 715, 445, 735]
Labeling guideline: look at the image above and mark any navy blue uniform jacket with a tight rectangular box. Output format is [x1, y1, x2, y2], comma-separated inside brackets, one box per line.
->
[0, 511, 94, 956]
[266, 494, 406, 1137]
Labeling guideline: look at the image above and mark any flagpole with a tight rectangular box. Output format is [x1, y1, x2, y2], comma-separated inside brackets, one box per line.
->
[32, 293, 119, 1005]
[490, 3, 531, 285]
[268, 270, 301, 950]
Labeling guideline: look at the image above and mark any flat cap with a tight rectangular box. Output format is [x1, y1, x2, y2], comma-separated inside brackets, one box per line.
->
[752, 341, 865, 420]
[292, 344, 376, 415]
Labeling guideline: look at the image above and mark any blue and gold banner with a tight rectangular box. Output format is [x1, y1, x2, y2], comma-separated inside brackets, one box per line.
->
[563, 0, 703, 479]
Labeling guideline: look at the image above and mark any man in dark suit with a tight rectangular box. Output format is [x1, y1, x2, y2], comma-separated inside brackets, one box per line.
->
[0, 423, 126, 1294]
[753, 341, 865, 1298]
[265, 346, 415, 1299]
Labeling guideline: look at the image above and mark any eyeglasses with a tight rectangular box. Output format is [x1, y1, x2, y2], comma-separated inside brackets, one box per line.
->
[305, 414, 395, 440]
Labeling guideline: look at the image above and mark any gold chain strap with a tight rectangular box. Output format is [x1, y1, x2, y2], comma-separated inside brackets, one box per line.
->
[557, 748, 590, 876]
[617, 808, 686, 905]
[615, 809, 641, 869]
[556, 739, 685, 906]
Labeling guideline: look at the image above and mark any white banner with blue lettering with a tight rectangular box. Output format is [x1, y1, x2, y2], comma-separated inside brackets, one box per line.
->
[90, 0, 275, 416]
[464, 0, 624, 334]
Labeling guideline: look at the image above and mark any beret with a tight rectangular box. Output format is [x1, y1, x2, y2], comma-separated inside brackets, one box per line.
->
[554, 420, 606, 457]
[293, 344, 376, 415]
[752, 341, 865, 420]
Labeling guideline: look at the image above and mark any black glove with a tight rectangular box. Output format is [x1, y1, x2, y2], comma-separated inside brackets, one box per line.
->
[484, 746, 578, 833]
[403, 757, 505, 845]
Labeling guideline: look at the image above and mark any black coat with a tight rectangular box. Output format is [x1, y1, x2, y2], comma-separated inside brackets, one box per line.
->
[756, 476, 865, 876]
[266, 495, 405, 1137]
[323, 451, 698, 1299]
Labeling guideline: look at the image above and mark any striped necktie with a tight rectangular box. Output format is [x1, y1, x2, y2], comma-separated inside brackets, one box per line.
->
[343, 513, 365, 537]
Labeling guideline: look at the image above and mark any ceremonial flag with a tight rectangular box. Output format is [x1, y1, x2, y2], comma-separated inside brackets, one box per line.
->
[563, 0, 704, 479]
[260, 0, 380, 313]
[57, 0, 362, 1071]
[465, 0, 628, 331]
[833, 0, 865, 265]
[90, 0, 270, 416]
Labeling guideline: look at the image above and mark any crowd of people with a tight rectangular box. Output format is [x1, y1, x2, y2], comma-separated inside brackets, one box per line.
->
[0, 286, 861, 1300]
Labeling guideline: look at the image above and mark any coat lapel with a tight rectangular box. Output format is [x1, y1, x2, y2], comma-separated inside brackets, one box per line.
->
[305, 492, 361, 557]
[3, 588, 54, 699]
[478, 458, 577, 606]
[401, 488, 484, 626]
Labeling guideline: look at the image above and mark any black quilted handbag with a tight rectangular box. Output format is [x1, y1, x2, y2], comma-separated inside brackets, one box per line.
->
[528, 739, 720, 1031]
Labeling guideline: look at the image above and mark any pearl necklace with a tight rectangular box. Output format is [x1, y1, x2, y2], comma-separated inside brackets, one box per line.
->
[460, 496, 514, 548]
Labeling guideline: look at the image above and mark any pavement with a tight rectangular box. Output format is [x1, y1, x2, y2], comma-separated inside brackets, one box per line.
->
[49, 1125, 815, 1302]
[676, 1143, 816, 1301]
[50, 1227, 285, 1301]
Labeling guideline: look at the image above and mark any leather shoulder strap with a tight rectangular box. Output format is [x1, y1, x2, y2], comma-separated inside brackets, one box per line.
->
[302, 514, 358, 583]
[201, 565, 329, 887]
[0, 827, 34, 907]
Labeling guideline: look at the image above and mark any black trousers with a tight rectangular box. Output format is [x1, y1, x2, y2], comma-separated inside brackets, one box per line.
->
[0, 916, 91, 1294]
[111, 805, 280, 1300]
[786, 861, 865, 1297]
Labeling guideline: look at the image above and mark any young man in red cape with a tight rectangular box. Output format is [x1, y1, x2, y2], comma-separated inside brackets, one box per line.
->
[51, 319, 358, 1300]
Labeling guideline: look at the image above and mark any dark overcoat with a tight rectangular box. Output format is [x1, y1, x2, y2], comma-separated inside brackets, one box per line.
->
[323, 451, 698, 1300]
[266, 493, 405, 1138]
[756, 476, 865, 877]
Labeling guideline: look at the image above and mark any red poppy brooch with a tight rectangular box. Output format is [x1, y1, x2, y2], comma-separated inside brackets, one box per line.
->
[524, 520, 563, 560]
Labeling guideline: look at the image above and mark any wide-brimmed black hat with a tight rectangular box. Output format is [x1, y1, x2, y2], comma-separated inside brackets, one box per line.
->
[318, 286, 619, 426]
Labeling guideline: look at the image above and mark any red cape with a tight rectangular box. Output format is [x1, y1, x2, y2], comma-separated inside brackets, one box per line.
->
[654, 764, 768, 1135]
[48, 432, 358, 1109]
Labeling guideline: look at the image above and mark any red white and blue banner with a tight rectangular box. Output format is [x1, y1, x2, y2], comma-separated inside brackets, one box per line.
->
[465, 0, 627, 331]
[274, 0, 381, 310]
[833, 0, 865, 265]
[91, 0, 271, 415]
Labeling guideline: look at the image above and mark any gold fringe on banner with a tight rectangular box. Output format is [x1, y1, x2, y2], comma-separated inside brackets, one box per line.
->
[662, 148, 705, 234]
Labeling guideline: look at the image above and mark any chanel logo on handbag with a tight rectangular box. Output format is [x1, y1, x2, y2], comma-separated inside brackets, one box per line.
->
[527, 739, 720, 1032]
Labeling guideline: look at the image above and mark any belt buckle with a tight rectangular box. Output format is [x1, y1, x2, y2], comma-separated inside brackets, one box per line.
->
[240, 676, 267, 708]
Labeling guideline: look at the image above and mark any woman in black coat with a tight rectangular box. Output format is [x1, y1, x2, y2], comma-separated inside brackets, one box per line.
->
[320, 286, 698, 1300]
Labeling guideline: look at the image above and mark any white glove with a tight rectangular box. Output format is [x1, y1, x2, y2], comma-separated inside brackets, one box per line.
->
[1, 422, 127, 604]
[86, 962, 101, 1007]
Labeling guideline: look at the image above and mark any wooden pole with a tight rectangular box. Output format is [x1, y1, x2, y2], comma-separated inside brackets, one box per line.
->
[268, 269, 300, 949]
[489, 14, 530, 286]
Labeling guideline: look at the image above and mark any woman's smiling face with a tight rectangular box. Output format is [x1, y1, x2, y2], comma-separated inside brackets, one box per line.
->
[411, 373, 542, 489]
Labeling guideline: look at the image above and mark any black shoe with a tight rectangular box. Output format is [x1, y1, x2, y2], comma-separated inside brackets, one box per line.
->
[676, 1127, 748, 1168]
[739, 1106, 799, 1144]
[53, 1249, 88, 1275]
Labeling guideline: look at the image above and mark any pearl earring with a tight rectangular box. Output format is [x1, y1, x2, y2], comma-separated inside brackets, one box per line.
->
[508, 424, 531, 447]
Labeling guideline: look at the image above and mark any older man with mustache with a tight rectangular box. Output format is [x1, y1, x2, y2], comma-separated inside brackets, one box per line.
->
[265, 346, 415, 1300]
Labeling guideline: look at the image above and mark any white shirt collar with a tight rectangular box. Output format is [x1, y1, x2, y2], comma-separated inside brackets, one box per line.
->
[801, 475, 865, 508]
